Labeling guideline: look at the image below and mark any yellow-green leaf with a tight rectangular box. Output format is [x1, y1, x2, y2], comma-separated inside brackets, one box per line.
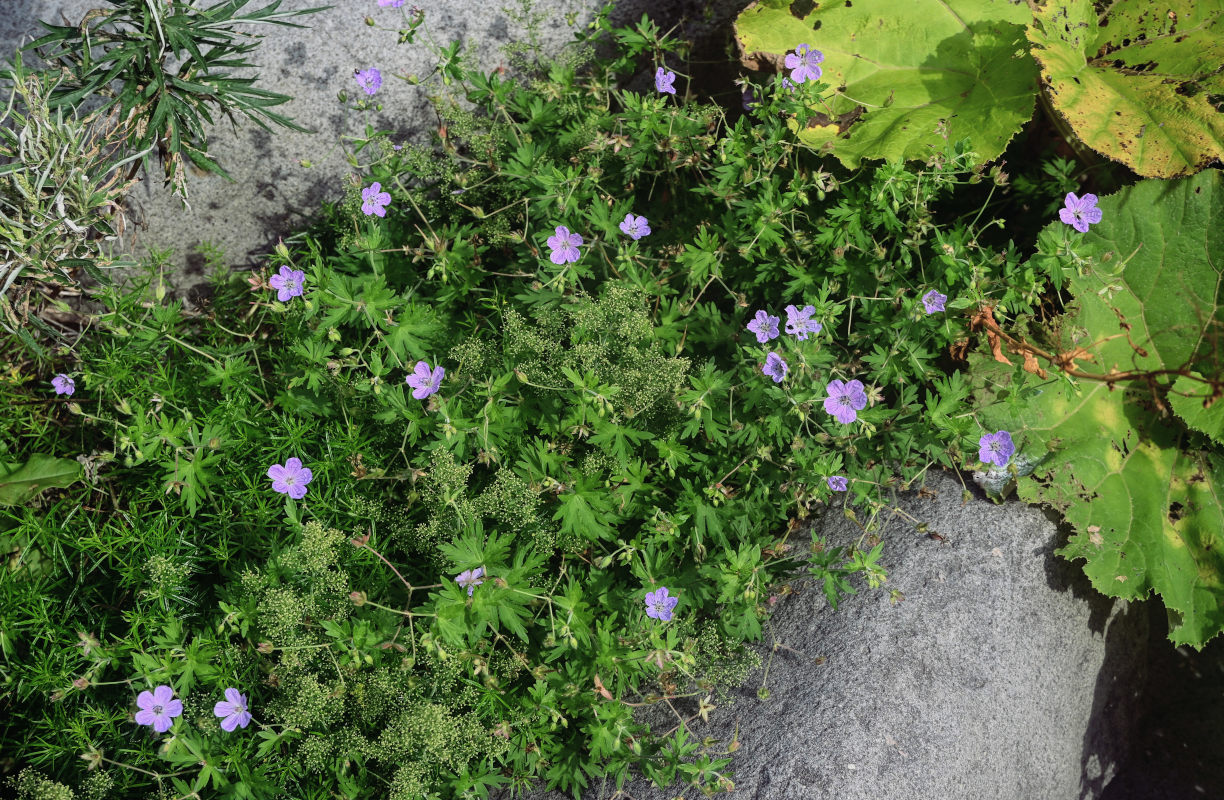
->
[1028, 0, 1224, 177]
[734, 0, 1039, 167]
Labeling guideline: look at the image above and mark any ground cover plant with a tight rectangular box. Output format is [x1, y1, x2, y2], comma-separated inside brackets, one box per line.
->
[1, 1, 1222, 799]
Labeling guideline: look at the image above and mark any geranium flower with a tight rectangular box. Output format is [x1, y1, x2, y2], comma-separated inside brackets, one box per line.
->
[784, 44, 823, 83]
[455, 567, 484, 596]
[619, 213, 651, 240]
[51, 374, 75, 396]
[823, 379, 868, 425]
[546, 226, 583, 264]
[269, 265, 305, 302]
[747, 310, 780, 343]
[214, 688, 253, 732]
[645, 586, 678, 621]
[1059, 192, 1103, 233]
[406, 360, 444, 399]
[361, 182, 392, 217]
[267, 457, 313, 499]
[784, 304, 822, 340]
[135, 685, 182, 733]
[922, 290, 947, 315]
[654, 67, 676, 95]
[978, 430, 1015, 468]
[354, 67, 382, 95]
[763, 352, 788, 383]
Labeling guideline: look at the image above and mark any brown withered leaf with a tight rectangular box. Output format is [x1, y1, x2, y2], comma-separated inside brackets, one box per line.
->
[593, 673, 613, 701]
[1018, 348, 1048, 378]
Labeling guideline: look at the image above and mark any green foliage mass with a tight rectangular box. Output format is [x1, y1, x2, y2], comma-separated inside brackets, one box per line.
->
[0, 2, 1183, 799]
[733, 0, 1038, 167]
[971, 170, 1224, 648]
[1028, 0, 1224, 178]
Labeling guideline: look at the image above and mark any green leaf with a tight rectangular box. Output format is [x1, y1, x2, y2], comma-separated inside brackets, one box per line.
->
[553, 489, 616, 543]
[1028, 0, 1224, 177]
[971, 171, 1224, 648]
[1170, 373, 1224, 445]
[0, 454, 83, 505]
[734, 0, 1039, 167]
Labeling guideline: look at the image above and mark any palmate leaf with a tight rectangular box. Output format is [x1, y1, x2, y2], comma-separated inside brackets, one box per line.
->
[970, 170, 1224, 647]
[1028, 0, 1224, 177]
[733, 0, 1039, 167]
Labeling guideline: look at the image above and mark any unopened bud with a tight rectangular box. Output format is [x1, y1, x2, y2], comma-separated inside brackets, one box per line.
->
[257, 641, 274, 654]
[350, 591, 367, 606]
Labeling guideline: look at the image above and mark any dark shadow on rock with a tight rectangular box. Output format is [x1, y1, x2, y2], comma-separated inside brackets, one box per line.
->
[1078, 598, 1148, 799]
[1036, 506, 1115, 635]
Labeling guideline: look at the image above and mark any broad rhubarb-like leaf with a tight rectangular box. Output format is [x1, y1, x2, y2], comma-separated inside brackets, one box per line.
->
[734, 0, 1038, 167]
[971, 170, 1224, 648]
[1028, 0, 1224, 177]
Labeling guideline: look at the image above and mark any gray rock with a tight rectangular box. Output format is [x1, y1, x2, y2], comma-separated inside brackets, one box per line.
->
[491, 470, 1148, 800]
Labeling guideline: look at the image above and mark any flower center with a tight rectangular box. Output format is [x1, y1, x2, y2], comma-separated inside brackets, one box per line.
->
[285, 476, 296, 485]
[838, 396, 851, 407]
[152, 704, 163, 715]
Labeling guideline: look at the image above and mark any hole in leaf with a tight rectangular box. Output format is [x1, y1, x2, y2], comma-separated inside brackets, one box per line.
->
[790, 0, 817, 17]
[1169, 502, 1184, 523]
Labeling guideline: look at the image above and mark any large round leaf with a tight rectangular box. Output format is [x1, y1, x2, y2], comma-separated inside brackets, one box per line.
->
[734, 0, 1039, 167]
[1028, 0, 1224, 177]
[971, 170, 1224, 648]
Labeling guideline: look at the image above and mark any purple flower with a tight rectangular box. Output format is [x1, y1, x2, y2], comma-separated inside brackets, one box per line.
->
[361, 182, 392, 217]
[784, 43, 824, 84]
[378, 0, 406, 6]
[406, 360, 444, 399]
[619, 213, 651, 240]
[1059, 192, 1103, 233]
[267, 457, 313, 500]
[763, 352, 788, 383]
[823, 379, 868, 425]
[922, 290, 947, 315]
[213, 688, 253, 732]
[269, 265, 306, 302]
[51, 373, 75, 396]
[746, 310, 780, 343]
[546, 225, 583, 264]
[354, 67, 382, 95]
[827, 475, 849, 492]
[741, 87, 758, 111]
[654, 67, 677, 95]
[781, 77, 795, 90]
[784, 304, 822, 340]
[134, 685, 183, 733]
[978, 430, 1015, 468]
[455, 567, 484, 596]
[645, 586, 679, 621]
